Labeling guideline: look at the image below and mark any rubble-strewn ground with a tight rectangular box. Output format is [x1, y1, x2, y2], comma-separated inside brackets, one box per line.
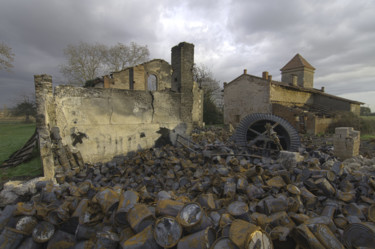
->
[0, 127, 375, 248]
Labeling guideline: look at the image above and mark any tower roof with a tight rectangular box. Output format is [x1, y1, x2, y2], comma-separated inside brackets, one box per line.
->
[280, 54, 315, 71]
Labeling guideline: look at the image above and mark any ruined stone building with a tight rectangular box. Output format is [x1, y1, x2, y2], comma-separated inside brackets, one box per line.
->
[34, 42, 203, 179]
[224, 54, 363, 134]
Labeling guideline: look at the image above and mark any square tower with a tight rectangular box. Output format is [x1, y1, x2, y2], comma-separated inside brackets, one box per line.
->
[280, 54, 315, 88]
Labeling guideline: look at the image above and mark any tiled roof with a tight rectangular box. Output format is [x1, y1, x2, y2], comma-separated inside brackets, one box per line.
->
[271, 80, 363, 104]
[280, 54, 315, 71]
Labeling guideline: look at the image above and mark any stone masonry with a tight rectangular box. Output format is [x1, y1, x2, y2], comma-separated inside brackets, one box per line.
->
[333, 127, 360, 160]
[34, 42, 203, 179]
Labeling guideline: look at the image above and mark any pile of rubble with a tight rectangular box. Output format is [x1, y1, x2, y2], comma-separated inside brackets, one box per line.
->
[1, 127, 375, 248]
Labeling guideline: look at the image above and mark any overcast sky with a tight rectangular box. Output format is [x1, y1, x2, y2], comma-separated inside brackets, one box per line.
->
[1, 0, 375, 110]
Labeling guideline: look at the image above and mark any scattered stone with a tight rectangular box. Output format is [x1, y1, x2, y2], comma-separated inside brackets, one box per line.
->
[0, 127, 375, 248]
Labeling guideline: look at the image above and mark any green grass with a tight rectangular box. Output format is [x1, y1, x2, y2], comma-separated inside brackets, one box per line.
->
[0, 122, 43, 183]
[361, 134, 375, 140]
[361, 116, 375, 121]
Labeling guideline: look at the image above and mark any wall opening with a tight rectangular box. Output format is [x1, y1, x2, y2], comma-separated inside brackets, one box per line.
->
[129, 68, 134, 90]
[147, 74, 157, 91]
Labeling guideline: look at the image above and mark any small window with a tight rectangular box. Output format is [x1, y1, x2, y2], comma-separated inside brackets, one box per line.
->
[147, 74, 157, 91]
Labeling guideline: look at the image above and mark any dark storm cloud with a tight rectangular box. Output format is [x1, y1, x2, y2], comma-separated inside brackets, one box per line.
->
[0, 0, 163, 106]
[0, 0, 374, 109]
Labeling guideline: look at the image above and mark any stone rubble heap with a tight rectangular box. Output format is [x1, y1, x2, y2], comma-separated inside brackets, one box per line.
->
[0, 128, 375, 248]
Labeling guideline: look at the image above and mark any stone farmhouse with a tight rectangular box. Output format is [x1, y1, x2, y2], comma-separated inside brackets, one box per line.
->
[224, 54, 363, 134]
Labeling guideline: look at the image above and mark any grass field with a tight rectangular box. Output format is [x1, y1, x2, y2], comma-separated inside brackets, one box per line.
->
[0, 121, 43, 183]
[361, 115, 375, 121]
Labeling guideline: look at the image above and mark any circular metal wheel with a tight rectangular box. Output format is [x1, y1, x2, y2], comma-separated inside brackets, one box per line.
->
[233, 113, 300, 156]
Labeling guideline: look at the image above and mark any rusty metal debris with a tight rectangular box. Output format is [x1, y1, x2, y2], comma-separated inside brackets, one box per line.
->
[1, 126, 375, 248]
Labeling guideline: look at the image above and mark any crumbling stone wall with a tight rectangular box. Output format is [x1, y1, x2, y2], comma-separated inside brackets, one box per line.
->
[223, 74, 271, 127]
[34, 42, 203, 179]
[272, 103, 334, 135]
[109, 59, 172, 91]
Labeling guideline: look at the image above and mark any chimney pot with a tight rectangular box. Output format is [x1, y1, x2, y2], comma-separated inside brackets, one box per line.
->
[244, 69, 247, 74]
[292, 75, 298, 86]
[321, 86, 325, 92]
[262, 71, 269, 79]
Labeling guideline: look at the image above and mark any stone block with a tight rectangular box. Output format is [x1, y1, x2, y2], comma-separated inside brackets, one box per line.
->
[333, 127, 360, 160]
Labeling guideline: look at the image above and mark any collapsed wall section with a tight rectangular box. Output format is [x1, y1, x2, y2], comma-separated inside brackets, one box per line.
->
[52, 86, 185, 163]
[35, 76, 198, 178]
[34, 42, 203, 179]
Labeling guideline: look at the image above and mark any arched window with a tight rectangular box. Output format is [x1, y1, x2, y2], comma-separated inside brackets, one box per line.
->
[147, 74, 157, 91]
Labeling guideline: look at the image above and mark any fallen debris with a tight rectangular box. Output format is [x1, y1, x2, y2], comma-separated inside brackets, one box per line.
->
[0, 127, 374, 248]
[1, 129, 38, 168]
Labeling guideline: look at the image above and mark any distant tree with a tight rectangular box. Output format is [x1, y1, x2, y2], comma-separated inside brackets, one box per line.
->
[0, 42, 15, 71]
[193, 64, 223, 124]
[60, 41, 150, 85]
[104, 42, 149, 72]
[360, 106, 371, 116]
[13, 96, 36, 123]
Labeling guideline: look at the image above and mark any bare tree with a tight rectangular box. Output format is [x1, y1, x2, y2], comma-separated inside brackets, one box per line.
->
[60, 42, 107, 85]
[193, 64, 220, 93]
[0, 42, 15, 71]
[60, 41, 150, 85]
[104, 42, 150, 72]
[193, 64, 223, 124]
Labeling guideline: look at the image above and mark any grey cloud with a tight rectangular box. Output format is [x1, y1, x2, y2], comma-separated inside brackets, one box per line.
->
[0, 0, 374, 109]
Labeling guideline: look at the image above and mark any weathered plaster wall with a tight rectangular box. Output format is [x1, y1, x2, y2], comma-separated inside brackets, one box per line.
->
[270, 85, 314, 106]
[52, 86, 184, 163]
[35, 77, 196, 165]
[112, 70, 130, 89]
[313, 116, 333, 135]
[350, 103, 361, 115]
[224, 75, 271, 127]
[143, 60, 172, 90]
[110, 59, 172, 91]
